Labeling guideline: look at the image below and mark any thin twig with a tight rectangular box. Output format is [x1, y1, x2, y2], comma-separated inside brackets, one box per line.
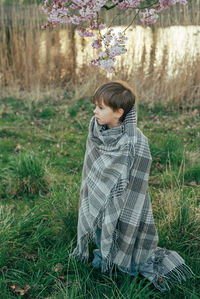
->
[96, 12, 103, 38]
[108, 12, 123, 28]
[122, 12, 139, 33]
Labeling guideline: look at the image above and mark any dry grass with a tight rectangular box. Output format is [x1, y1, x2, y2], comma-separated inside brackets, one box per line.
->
[0, 3, 200, 107]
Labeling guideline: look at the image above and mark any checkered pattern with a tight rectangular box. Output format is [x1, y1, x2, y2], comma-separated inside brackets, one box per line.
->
[72, 106, 193, 291]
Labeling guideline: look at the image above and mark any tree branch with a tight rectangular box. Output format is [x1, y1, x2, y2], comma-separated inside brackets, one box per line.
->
[103, 1, 159, 11]
[103, 4, 117, 10]
[123, 12, 139, 33]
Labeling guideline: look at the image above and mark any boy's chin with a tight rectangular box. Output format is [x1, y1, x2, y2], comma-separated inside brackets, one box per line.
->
[96, 118, 105, 125]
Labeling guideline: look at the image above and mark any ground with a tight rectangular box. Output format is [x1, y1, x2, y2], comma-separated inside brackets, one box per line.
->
[0, 95, 199, 298]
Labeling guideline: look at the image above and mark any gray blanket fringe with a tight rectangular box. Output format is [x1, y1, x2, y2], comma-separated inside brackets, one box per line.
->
[153, 263, 194, 292]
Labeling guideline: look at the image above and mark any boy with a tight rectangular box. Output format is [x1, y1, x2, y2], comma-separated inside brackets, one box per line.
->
[72, 81, 193, 291]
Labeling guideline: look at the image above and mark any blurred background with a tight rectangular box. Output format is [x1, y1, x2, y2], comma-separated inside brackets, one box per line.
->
[0, 0, 200, 107]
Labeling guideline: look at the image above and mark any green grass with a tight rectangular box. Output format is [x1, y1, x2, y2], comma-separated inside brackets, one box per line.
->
[1, 151, 50, 198]
[0, 96, 199, 298]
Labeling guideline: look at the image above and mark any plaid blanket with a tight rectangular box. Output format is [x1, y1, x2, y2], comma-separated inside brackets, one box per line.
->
[72, 106, 193, 291]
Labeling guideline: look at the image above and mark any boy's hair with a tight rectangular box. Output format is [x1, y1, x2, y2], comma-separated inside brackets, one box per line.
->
[93, 80, 136, 122]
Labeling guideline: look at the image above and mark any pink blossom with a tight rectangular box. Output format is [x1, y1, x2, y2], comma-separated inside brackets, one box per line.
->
[92, 37, 102, 49]
[70, 15, 82, 25]
[113, 0, 145, 10]
[158, 0, 187, 10]
[89, 19, 106, 30]
[90, 55, 116, 73]
[103, 28, 114, 46]
[93, 0, 108, 11]
[109, 45, 127, 57]
[114, 32, 128, 45]
[77, 27, 94, 37]
[100, 58, 115, 72]
[139, 8, 159, 25]
[79, 7, 95, 19]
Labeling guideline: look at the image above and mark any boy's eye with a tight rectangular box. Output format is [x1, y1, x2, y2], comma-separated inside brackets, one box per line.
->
[96, 105, 103, 110]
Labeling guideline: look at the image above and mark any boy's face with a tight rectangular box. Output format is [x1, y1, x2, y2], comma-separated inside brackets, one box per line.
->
[94, 99, 124, 128]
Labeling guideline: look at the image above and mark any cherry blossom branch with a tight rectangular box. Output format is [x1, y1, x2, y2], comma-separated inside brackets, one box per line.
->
[42, 0, 188, 72]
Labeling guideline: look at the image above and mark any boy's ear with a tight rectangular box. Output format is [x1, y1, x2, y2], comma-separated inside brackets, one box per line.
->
[118, 108, 124, 119]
